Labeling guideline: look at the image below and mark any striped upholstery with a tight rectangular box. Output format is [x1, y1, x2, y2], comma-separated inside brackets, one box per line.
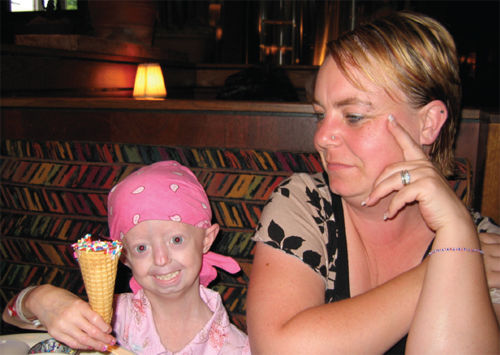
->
[0, 139, 470, 334]
[0, 139, 323, 334]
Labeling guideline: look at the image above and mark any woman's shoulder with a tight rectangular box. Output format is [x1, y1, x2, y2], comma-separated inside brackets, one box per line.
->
[257, 171, 336, 229]
[282, 171, 327, 187]
[272, 172, 330, 201]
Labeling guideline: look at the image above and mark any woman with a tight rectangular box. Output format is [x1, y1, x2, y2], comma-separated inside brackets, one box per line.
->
[247, 11, 500, 354]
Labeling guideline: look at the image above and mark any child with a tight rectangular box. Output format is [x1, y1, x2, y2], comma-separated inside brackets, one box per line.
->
[3, 161, 251, 355]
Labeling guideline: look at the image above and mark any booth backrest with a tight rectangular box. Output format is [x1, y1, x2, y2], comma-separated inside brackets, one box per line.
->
[0, 139, 324, 334]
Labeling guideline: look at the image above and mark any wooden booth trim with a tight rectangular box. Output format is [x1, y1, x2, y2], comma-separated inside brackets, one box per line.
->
[0, 97, 316, 115]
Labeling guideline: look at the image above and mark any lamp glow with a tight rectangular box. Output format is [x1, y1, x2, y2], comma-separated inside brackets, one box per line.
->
[133, 63, 167, 99]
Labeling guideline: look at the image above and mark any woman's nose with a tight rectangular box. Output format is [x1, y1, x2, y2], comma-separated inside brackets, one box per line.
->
[314, 115, 341, 147]
[153, 243, 171, 266]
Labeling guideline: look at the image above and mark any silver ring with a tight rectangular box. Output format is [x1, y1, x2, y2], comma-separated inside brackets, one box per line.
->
[401, 170, 411, 186]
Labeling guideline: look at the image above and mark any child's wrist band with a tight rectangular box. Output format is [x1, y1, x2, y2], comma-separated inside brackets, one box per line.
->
[7, 286, 42, 326]
[428, 247, 484, 256]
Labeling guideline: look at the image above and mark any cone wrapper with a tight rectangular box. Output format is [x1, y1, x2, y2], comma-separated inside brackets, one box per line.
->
[76, 249, 119, 324]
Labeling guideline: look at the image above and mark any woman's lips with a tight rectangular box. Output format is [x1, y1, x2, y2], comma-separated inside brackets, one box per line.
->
[326, 162, 352, 170]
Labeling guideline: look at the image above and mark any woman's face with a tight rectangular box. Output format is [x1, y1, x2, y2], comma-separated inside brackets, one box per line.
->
[313, 55, 422, 200]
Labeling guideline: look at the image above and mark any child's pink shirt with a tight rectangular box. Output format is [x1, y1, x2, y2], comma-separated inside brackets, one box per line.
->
[113, 286, 251, 355]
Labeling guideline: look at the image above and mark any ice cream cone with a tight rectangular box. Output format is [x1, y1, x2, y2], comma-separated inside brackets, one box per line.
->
[73, 235, 123, 324]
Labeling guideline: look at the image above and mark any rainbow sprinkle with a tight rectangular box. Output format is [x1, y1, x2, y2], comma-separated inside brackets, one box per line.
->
[72, 234, 123, 260]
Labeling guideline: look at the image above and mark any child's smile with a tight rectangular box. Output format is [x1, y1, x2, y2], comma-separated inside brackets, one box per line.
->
[155, 270, 180, 281]
[122, 220, 216, 299]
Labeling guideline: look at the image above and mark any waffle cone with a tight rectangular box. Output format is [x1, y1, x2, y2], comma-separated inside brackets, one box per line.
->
[76, 249, 119, 324]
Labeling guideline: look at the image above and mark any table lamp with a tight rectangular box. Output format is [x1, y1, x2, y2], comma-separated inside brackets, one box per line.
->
[133, 63, 167, 99]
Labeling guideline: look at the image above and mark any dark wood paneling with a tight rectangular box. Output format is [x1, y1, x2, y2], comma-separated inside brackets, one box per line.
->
[1, 98, 317, 151]
[455, 109, 491, 210]
[1, 45, 318, 100]
[481, 122, 500, 222]
[195, 64, 318, 89]
[1, 44, 195, 98]
[0, 97, 314, 113]
[1, 109, 112, 142]
[194, 64, 317, 101]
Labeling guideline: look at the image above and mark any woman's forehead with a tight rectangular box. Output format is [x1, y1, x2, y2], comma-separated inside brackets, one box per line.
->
[315, 57, 406, 108]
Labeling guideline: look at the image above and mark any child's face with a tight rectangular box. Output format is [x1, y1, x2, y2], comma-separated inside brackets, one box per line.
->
[121, 220, 217, 298]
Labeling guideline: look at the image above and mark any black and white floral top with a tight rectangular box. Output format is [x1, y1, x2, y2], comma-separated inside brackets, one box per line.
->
[253, 172, 500, 354]
[254, 172, 350, 303]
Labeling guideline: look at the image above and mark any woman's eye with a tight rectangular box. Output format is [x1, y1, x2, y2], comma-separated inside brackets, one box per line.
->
[135, 244, 148, 253]
[170, 236, 184, 245]
[346, 114, 364, 124]
[315, 112, 326, 121]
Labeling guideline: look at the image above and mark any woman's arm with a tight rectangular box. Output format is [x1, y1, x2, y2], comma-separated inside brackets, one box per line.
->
[371, 115, 499, 354]
[247, 242, 428, 355]
[407, 221, 499, 354]
[2, 284, 115, 351]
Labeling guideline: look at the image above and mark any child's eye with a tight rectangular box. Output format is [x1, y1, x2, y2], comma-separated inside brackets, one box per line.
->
[135, 244, 148, 253]
[170, 236, 184, 245]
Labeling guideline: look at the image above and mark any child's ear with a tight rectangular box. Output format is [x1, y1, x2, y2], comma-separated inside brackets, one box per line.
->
[202, 223, 219, 253]
[120, 250, 131, 268]
[419, 100, 447, 145]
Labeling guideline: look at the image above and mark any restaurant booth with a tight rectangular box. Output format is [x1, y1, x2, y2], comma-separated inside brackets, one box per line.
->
[1, 0, 499, 340]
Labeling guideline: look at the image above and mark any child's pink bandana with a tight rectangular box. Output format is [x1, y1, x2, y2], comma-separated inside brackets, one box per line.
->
[108, 161, 240, 291]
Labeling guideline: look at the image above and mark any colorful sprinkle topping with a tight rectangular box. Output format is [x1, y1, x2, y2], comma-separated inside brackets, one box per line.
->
[72, 234, 123, 260]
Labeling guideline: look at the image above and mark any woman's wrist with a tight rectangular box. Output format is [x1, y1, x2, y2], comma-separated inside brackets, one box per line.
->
[432, 221, 479, 250]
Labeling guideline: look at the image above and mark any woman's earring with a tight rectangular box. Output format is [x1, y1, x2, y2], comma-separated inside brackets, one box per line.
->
[440, 110, 444, 113]
[332, 135, 335, 140]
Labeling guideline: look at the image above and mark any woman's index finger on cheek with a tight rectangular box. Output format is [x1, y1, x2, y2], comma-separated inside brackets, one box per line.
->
[387, 114, 427, 161]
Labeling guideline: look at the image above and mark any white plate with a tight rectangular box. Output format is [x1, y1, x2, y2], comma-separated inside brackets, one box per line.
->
[0, 333, 136, 355]
[0, 339, 31, 355]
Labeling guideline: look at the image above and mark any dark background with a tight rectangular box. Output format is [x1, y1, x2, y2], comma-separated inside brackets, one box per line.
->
[1, 0, 498, 110]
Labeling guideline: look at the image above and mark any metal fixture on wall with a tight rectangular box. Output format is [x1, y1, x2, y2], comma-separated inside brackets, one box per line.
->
[259, 0, 297, 65]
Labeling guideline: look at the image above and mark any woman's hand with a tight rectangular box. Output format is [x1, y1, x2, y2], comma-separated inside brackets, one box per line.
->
[25, 285, 115, 351]
[364, 115, 473, 234]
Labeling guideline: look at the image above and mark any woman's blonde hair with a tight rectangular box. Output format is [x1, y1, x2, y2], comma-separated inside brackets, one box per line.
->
[328, 11, 461, 176]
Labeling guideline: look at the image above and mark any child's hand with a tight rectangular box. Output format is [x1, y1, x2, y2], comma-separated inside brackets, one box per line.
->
[26, 285, 116, 351]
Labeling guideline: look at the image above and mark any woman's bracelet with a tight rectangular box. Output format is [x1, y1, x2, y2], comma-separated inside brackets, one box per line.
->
[7, 286, 42, 326]
[428, 247, 484, 256]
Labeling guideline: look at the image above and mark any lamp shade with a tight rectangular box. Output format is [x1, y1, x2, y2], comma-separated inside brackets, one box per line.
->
[133, 63, 167, 99]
